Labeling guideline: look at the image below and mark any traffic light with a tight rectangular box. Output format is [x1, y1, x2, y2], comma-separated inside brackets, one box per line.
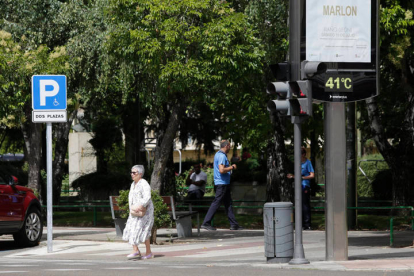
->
[267, 81, 292, 116]
[301, 61, 327, 79]
[267, 62, 292, 116]
[267, 62, 313, 117]
[290, 81, 313, 116]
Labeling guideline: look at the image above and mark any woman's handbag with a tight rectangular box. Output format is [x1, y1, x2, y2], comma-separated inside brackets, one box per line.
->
[130, 204, 146, 217]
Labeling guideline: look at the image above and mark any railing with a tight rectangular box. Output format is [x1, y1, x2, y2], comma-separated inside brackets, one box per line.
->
[348, 206, 414, 246]
[45, 199, 412, 246]
[41, 204, 110, 227]
[180, 200, 413, 245]
[311, 206, 414, 246]
[58, 200, 110, 204]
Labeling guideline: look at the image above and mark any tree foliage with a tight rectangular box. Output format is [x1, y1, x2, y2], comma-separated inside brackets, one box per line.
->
[0, 0, 100, 201]
[362, 0, 414, 206]
[107, 0, 265, 192]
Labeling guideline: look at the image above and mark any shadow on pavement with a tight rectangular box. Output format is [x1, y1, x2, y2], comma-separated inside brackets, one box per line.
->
[349, 250, 414, 260]
[0, 240, 39, 251]
[156, 229, 265, 244]
[0, 240, 20, 251]
[40, 229, 116, 241]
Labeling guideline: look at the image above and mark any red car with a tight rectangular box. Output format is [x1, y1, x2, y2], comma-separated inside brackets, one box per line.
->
[0, 172, 43, 247]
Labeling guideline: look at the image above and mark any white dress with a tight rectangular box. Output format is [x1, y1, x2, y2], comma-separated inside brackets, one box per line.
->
[122, 179, 154, 245]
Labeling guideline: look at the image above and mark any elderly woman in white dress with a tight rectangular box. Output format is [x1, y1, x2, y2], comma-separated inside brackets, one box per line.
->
[123, 165, 154, 260]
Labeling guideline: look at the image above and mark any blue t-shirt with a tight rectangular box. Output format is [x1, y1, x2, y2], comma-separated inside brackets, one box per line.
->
[214, 150, 231, 185]
[301, 159, 314, 188]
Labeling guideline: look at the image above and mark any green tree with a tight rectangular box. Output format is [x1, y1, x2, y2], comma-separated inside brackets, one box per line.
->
[108, 0, 264, 193]
[363, 0, 414, 206]
[0, 29, 70, 198]
[242, 0, 294, 202]
[0, 0, 101, 202]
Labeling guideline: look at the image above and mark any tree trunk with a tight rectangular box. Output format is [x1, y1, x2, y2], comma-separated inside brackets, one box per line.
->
[122, 101, 147, 169]
[266, 114, 293, 202]
[52, 110, 77, 204]
[162, 148, 176, 197]
[150, 227, 157, 244]
[95, 150, 108, 174]
[150, 103, 185, 193]
[21, 108, 43, 203]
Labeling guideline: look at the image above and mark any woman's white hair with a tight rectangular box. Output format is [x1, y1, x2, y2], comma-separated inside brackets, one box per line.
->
[132, 165, 145, 176]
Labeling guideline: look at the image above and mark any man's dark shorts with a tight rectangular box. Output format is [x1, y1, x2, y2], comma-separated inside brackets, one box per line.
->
[187, 189, 205, 200]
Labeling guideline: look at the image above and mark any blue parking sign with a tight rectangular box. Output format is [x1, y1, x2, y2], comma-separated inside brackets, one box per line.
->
[32, 75, 67, 110]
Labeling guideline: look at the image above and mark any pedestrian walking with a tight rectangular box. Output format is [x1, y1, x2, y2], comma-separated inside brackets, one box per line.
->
[123, 165, 155, 260]
[201, 140, 243, 231]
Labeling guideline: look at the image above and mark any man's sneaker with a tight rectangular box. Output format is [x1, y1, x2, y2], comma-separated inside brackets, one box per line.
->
[201, 224, 217, 231]
[303, 226, 311, 231]
[230, 225, 244, 230]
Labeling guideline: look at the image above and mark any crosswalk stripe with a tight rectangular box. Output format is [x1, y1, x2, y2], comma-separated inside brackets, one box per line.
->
[45, 269, 90, 271]
[105, 267, 146, 270]
[0, 272, 29, 274]
[1, 265, 39, 267]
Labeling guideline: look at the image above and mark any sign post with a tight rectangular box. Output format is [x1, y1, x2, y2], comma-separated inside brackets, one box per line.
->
[32, 75, 67, 253]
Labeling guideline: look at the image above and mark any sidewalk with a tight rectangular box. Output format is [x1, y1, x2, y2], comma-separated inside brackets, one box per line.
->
[2, 227, 413, 271]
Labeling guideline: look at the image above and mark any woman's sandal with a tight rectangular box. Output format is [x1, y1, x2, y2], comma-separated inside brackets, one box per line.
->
[127, 252, 142, 260]
[141, 253, 154, 260]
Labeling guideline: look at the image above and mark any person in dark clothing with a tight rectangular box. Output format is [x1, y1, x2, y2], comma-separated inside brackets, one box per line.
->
[287, 147, 315, 230]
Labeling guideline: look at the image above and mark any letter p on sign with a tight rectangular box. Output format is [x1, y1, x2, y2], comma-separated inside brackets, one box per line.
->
[32, 75, 67, 111]
[39, 80, 60, 106]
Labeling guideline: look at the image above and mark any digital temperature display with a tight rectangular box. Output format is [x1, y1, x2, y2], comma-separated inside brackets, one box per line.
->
[324, 75, 353, 92]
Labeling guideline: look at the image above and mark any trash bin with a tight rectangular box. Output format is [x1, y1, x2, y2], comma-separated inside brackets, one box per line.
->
[263, 202, 293, 263]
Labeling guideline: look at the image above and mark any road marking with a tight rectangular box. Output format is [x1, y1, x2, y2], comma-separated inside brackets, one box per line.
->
[105, 267, 146, 270]
[1, 265, 39, 267]
[0, 272, 29, 274]
[176, 246, 263, 258]
[45, 269, 90, 271]
[53, 263, 95, 266]
[167, 266, 195, 268]
[5, 240, 129, 257]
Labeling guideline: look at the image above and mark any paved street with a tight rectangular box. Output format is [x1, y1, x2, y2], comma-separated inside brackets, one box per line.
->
[0, 227, 413, 275]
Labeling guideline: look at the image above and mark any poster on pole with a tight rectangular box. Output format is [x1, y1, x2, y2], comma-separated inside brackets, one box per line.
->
[306, 0, 371, 63]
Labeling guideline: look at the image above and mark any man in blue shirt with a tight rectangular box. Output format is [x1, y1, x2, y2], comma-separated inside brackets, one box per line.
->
[288, 147, 315, 230]
[201, 140, 243, 231]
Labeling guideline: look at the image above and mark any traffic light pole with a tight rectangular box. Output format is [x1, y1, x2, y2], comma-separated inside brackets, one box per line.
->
[289, 116, 309, 265]
[288, 0, 309, 265]
[289, 0, 302, 81]
[289, 0, 309, 265]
